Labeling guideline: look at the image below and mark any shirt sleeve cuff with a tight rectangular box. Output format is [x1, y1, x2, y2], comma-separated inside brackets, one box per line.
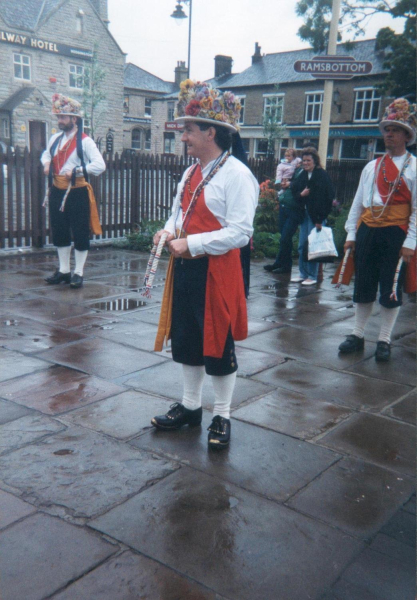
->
[346, 231, 356, 242]
[402, 237, 416, 251]
[187, 234, 204, 257]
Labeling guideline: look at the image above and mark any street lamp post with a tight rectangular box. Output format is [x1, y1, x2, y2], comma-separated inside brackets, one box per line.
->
[171, 0, 192, 79]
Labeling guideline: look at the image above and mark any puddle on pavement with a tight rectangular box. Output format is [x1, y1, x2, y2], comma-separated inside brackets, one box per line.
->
[4, 320, 19, 326]
[91, 298, 147, 311]
[53, 449, 74, 456]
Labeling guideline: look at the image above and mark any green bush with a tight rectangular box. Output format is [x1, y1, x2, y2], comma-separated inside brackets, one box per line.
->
[113, 219, 165, 252]
[252, 231, 281, 258]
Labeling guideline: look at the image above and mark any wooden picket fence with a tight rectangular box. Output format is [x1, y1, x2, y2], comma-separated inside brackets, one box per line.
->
[0, 147, 366, 249]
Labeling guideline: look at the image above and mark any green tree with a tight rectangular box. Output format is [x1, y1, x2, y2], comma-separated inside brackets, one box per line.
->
[295, 0, 416, 96]
[262, 86, 287, 157]
[82, 43, 106, 140]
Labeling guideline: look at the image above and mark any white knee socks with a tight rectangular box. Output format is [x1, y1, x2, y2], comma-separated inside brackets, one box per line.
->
[378, 306, 400, 344]
[211, 372, 237, 420]
[74, 250, 88, 276]
[181, 364, 206, 411]
[57, 246, 71, 274]
[352, 302, 374, 338]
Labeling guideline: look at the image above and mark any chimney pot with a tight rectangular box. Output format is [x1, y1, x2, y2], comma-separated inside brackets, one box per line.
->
[252, 42, 262, 64]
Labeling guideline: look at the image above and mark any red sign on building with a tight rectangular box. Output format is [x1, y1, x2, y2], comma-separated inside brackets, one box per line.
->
[294, 55, 373, 80]
[165, 122, 183, 130]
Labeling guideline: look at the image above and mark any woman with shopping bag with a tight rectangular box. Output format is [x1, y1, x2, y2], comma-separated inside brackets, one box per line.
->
[291, 147, 335, 285]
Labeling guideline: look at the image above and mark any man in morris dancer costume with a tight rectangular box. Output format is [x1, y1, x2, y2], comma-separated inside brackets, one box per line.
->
[41, 94, 105, 288]
[338, 98, 416, 361]
[151, 81, 259, 448]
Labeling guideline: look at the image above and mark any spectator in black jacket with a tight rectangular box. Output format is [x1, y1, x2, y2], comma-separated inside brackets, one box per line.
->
[290, 147, 335, 285]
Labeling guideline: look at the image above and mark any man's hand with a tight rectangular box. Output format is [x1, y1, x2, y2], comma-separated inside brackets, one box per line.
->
[63, 171, 72, 181]
[344, 240, 356, 255]
[300, 187, 310, 197]
[153, 229, 174, 246]
[167, 238, 189, 258]
[43, 162, 50, 176]
[400, 247, 414, 264]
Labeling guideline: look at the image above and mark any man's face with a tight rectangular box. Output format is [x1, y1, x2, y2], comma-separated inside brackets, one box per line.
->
[181, 122, 211, 159]
[57, 115, 76, 132]
[383, 125, 409, 152]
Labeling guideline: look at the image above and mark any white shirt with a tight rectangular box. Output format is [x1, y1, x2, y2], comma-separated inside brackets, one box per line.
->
[41, 130, 106, 177]
[165, 154, 259, 257]
[345, 153, 416, 250]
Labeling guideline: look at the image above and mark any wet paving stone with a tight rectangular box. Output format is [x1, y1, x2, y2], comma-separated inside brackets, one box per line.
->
[237, 326, 375, 369]
[37, 338, 168, 379]
[0, 270, 51, 290]
[287, 457, 415, 538]
[0, 398, 33, 425]
[131, 417, 340, 503]
[382, 389, 416, 425]
[232, 388, 352, 439]
[0, 512, 117, 600]
[246, 295, 287, 321]
[246, 318, 283, 336]
[0, 489, 37, 530]
[0, 426, 179, 518]
[0, 316, 87, 353]
[116, 360, 276, 410]
[320, 312, 415, 343]
[380, 508, 416, 548]
[347, 346, 416, 386]
[54, 313, 124, 331]
[85, 295, 155, 313]
[61, 390, 172, 440]
[278, 302, 355, 329]
[392, 331, 416, 350]
[0, 348, 50, 383]
[329, 541, 415, 600]
[234, 346, 286, 376]
[294, 288, 354, 308]
[319, 413, 416, 477]
[0, 414, 66, 455]
[252, 360, 412, 411]
[4, 296, 94, 323]
[31, 282, 129, 302]
[0, 366, 125, 415]
[52, 550, 228, 600]
[95, 319, 169, 355]
[127, 306, 167, 325]
[90, 467, 362, 600]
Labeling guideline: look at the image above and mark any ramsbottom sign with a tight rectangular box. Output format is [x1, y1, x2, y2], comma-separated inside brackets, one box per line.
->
[294, 55, 373, 80]
[0, 29, 93, 60]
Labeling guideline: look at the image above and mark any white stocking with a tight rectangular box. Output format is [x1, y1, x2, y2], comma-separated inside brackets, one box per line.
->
[57, 246, 71, 274]
[74, 250, 88, 276]
[352, 302, 374, 338]
[181, 364, 206, 411]
[378, 306, 400, 344]
[211, 371, 237, 420]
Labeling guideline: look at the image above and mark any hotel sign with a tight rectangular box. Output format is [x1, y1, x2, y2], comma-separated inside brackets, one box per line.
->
[0, 30, 93, 60]
[294, 55, 373, 79]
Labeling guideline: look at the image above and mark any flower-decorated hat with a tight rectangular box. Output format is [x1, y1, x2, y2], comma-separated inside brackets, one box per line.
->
[175, 80, 241, 132]
[51, 93, 82, 117]
[379, 98, 416, 146]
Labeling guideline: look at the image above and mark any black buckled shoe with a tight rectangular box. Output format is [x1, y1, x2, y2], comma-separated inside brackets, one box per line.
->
[70, 274, 83, 289]
[375, 341, 391, 362]
[338, 334, 365, 354]
[264, 263, 280, 272]
[151, 402, 202, 430]
[208, 415, 231, 449]
[45, 270, 71, 285]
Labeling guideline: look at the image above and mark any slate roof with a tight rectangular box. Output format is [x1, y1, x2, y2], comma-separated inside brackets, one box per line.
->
[0, 0, 63, 31]
[0, 86, 36, 111]
[216, 39, 386, 89]
[124, 63, 178, 94]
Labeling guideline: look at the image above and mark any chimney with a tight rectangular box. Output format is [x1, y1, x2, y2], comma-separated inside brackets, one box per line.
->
[175, 61, 188, 86]
[91, 0, 110, 26]
[252, 42, 262, 64]
[214, 55, 233, 78]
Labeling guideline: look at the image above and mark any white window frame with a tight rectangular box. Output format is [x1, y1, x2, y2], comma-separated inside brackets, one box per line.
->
[69, 63, 85, 89]
[238, 96, 246, 125]
[83, 118, 91, 136]
[353, 88, 381, 123]
[164, 132, 175, 154]
[13, 53, 31, 81]
[144, 98, 152, 118]
[167, 101, 175, 121]
[145, 129, 151, 151]
[254, 138, 268, 158]
[263, 94, 284, 123]
[131, 128, 141, 150]
[2, 118, 10, 139]
[305, 91, 323, 124]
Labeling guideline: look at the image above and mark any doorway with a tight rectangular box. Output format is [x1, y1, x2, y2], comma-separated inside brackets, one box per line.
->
[29, 120, 46, 152]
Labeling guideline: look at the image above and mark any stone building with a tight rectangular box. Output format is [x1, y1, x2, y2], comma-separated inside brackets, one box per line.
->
[0, 0, 125, 152]
[151, 40, 392, 161]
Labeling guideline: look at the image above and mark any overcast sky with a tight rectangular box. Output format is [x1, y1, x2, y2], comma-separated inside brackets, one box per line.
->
[108, 0, 402, 82]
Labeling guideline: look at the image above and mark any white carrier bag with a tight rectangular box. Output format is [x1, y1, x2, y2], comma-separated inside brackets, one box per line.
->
[307, 226, 338, 262]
